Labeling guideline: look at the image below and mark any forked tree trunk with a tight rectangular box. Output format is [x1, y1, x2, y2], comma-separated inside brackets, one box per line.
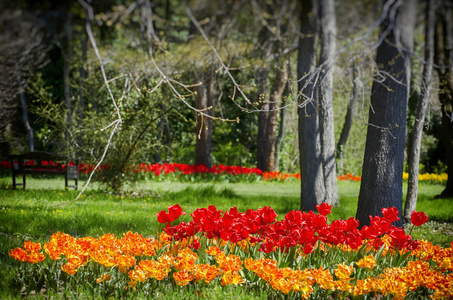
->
[404, 0, 436, 223]
[298, 0, 325, 212]
[356, 0, 416, 229]
[318, 0, 339, 206]
[434, 6, 453, 198]
[337, 64, 360, 174]
[195, 73, 214, 168]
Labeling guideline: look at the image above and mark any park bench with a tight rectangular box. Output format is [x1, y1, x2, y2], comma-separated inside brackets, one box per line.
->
[9, 151, 79, 190]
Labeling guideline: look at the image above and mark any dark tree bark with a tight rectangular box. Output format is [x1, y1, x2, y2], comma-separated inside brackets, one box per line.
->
[337, 64, 360, 174]
[404, 0, 436, 222]
[356, 0, 416, 228]
[434, 4, 453, 198]
[256, 24, 274, 172]
[298, 0, 325, 212]
[318, 0, 339, 206]
[154, 115, 173, 163]
[256, 65, 271, 171]
[195, 73, 215, 168]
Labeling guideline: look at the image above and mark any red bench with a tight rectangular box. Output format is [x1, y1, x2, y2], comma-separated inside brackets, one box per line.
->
[10, 151, 79, 190]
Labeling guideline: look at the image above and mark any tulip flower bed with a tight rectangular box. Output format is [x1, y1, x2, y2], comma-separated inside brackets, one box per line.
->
[9, 203, 453, 299]
[1, 160, 448, 183]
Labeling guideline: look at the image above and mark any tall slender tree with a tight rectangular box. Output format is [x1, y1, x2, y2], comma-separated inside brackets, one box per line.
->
[195, 72, 215, 168]
[254, 1, 291, 172]
[318, 0, 339, 206]
[337, 64, 360, 174]
[434, 1, 453, 198]
[356, 0, 417, 228]
[298, 0, 325, 212]
[404, 0, 437, 222]
[255, 25, 273, 172]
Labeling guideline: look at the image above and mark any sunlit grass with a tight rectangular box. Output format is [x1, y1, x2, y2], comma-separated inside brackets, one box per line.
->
[0, 177, 451, 298]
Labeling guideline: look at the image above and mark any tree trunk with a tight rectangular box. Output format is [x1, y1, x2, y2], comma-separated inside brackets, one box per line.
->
[256, 23, 274, 172]
[434, 5, 453, 198]
[337, 64, 360, 174]
[318, 0, 339, 206]
[258, 61, 288, 172]
[154, 114, 172, 163]
[274, 60, 291, 171]
[404, 0, 436, 223]
[356, 0, 416, 229]
[195, 73, 214, 168]
[298, 0, 325, 212]
[407, 40, 421, 138]
[256, 66, 271, 171]
[17, 69, 34, 152]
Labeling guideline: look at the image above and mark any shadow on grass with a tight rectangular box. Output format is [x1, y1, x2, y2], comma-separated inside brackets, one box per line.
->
[168, 185, 241, 200]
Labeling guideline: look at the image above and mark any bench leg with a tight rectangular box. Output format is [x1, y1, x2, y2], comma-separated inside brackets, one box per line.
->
[23, 175, 26, 190]
[12, 174, 16, 190]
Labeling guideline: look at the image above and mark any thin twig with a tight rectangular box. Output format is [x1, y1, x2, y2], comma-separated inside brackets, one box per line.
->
[58, 1, 127, 205]
[185, 5, 254, 106]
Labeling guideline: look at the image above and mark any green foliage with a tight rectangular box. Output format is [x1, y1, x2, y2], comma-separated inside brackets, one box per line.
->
[4, 0, 447, 187]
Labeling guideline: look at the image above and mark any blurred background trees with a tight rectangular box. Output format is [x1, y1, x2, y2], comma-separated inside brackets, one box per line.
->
[0, 0, 451, 205]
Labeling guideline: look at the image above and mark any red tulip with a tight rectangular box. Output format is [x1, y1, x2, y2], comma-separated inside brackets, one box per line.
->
[411, 211, 429, 226]
[369, 215, 391, 235]
[382, 207, 400, 222]
[156, 210, 170, 224]
[346, 217, 360, 232]
[189, 239, 201, 250]
[259, 239, 275, 253]
[345, 229, 363, 249]
[303, 242, 315, 254]
[168, 204, 186, 222]
[316, 203, 332, 216]
[388, 227, 412, 249]
[284, 210, 303, 224]
[281, 235, 297, 250]
[260, 206, 277, 224]
[191, 208, 207, 223]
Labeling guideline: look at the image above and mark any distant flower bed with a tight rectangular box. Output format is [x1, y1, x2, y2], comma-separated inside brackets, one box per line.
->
[403, 172, 448, 183]
[9, 204, 453, 299]
[0, 161, 447, 183]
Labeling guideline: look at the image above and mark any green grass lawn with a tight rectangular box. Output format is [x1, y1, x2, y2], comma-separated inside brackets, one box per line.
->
[0, 177, 451, 298]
